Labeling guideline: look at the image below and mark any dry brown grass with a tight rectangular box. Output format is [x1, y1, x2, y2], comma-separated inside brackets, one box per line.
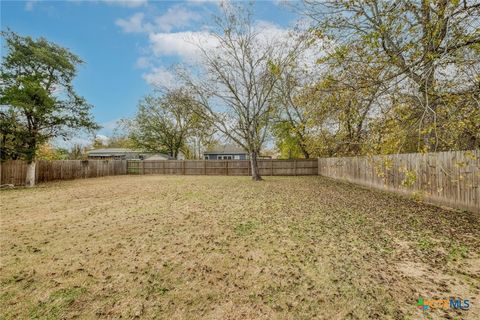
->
[1, 175, 479, 319]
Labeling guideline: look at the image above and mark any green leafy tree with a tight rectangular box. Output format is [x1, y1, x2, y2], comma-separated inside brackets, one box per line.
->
[310, 52, 387, 156]
[0, 31, 99, 186]
[273, 121, 305, 159]
[123, 88, 206, 159]
[36, 143, 69, 160]
[0, 108, 29, 160]
[106, 136, 134, 148]
[272, 38, 316, 159]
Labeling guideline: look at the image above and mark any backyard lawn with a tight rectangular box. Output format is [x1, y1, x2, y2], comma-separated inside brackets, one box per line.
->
[1, 175, 479, 319]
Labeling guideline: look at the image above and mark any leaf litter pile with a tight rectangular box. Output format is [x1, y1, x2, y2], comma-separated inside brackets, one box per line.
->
[1, 175, 479, 319]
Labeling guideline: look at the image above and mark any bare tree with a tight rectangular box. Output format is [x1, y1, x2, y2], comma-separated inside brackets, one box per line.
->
[182, 3, 285, 180]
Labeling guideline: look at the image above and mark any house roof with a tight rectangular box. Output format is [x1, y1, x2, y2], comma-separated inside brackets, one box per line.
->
[88, 148, 140, 155]
[87, 148, 143, 155]
[204, 144, 247, 154]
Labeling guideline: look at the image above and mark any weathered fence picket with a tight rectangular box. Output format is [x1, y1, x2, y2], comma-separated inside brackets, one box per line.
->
[1, 151, 477, 212]
[0, 160, 127, 185]
[318, 150, 479, 213]
[126, 159, 318, 177]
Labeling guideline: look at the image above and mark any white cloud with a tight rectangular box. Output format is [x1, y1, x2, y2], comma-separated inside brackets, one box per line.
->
[116, 13, 149, 33]
[138, 21, 299, 90]
[101, 0, 147, 8]
[187, 0, 222, 5]
[113, 4, 213, 87]
[149, 21, 289, 62]
[155, 6, 201, 32]
[135, 56, 152, 69]
[145, 21, 290, 62]
[25, 0, 39, 11]
[255, 20, 290, 45]
[95, 134, 110, 146]
[142, 66, 178, 88]
[272, 0, 289, 6]
[141, 22, 299, 90]
[116, 6, 200, 34]
[69, 0, 148, 8]
[113, 5, 301, 89]
[148, 31, 218, 61]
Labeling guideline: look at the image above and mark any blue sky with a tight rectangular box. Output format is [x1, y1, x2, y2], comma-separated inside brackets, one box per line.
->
[1, 0, 299, 145]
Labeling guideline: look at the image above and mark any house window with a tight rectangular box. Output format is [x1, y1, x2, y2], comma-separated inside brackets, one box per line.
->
[204, 155, 209, 160]
[217, 155, 232, 160]
[234, 155, 240, 160]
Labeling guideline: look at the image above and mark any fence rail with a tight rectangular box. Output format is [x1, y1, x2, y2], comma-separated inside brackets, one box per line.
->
[318, 150, 479, 213]
[2, 153, 477, 212]
[127, 159, 318, 176]
[0, 160, 127, 185]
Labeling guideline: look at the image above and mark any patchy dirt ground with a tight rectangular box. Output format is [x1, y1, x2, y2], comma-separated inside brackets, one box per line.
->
[1, 175, 479, 319]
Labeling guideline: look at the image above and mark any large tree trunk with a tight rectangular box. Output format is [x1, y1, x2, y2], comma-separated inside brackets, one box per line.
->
[300, 144, 310, 159]
[250, 151, 262, 181]
[25, 160, 36, 187]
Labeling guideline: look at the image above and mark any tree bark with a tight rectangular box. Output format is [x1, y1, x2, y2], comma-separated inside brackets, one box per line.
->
[25, 160, 36, 187]
[300, 144, 310, 159]
[250, 150, 262, 181]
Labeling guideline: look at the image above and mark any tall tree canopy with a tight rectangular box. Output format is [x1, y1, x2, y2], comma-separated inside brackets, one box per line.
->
[123, 88, 207, 159]
[303, 0, 480, 154]
[0, 31, 99, 186]
[272, 36, 318, 159]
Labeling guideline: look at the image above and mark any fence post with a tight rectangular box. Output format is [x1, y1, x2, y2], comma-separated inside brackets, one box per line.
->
[204, 160, 206, 175]
[294, 159, 297, 176]
[226, 161, 229, 176]
[142, 161, 145, 175]
[271, 159, 273, 176]
[183, 160, 186, 175]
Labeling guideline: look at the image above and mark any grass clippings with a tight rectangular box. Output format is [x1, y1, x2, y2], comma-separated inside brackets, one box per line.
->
[1, 175, 479, 319]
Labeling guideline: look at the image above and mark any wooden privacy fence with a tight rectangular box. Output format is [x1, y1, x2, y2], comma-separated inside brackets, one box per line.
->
[318, 150, 479, 213]
[127, 159, 318, 176]
[2, 153, 477, 212]
[0, 160, 127, 185]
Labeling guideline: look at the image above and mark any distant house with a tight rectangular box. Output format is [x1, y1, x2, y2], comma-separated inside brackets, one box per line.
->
[203, 145, 249, 160]
[87, 148, 171, 160]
